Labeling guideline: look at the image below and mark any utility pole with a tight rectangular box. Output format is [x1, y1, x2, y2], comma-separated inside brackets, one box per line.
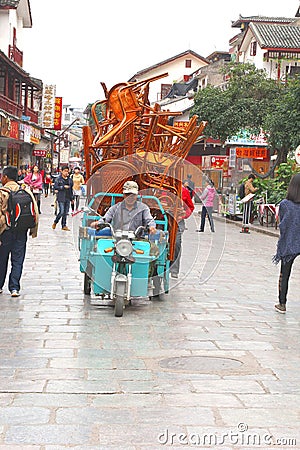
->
[53, 118, 80, 169]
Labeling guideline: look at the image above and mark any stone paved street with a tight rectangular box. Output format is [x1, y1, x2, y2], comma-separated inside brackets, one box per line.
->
[0, 195, 299, 449]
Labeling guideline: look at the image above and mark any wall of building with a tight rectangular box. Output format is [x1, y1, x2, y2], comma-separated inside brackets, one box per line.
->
[133, 55, 207, 104]
[0, 11, 10, 54]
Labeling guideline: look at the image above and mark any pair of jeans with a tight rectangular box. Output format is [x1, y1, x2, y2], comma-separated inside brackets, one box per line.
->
[200, 206, 214, 232]
[242, 200, 252, 226]
[278, 256, 296, 305]
[72, 195, 80, 211]
[0, 229, 27, 292]
[54, 201, 70, 228]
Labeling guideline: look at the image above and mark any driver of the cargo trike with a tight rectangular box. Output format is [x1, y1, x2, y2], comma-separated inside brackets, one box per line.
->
[91, 181, 157, 234]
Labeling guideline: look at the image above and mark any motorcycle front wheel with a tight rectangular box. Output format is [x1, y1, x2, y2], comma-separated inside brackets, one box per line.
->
[114, 294, 124, 317]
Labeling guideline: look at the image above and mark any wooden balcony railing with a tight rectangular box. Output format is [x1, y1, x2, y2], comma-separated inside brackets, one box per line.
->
[8, 45, 23, 67]
[0, 94, 23, 117]
[0, 94, 39, 124]
[23, 106, 39, 123]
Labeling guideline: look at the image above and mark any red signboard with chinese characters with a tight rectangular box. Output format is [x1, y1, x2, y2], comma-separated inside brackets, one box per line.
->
[54, 97, 62, 130]
[9, 120, 19, 140]
[33, 149, 47, 157]
[236, 147, 268, 159]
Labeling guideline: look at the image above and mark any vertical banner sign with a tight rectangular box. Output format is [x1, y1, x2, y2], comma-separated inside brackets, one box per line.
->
[54, 97, 63, 130]
[42, 85, 56, 129]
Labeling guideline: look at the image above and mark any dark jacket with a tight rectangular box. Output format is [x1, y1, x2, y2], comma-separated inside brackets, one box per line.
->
[54, 175, 74, 202]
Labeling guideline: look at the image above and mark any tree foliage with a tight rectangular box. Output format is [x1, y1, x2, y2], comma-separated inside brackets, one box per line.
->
[191, 62, 300, 163]
[263, 78, 300, 164]
[240, 160, 300, 204]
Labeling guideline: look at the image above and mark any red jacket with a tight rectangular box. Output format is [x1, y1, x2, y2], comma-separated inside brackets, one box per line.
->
[182, 186, 194, 219]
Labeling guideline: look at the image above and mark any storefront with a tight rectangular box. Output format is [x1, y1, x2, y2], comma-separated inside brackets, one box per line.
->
[0, 112, 43, 173]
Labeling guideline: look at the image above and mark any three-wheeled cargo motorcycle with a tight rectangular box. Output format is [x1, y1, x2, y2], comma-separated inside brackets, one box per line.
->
[79, 192, 170, 317]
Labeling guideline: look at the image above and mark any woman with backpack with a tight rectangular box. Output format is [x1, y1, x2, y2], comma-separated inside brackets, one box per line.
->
[23, 165, 43, 214]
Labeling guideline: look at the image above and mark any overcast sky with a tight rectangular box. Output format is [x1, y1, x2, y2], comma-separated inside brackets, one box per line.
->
[22, 0, 299, 109]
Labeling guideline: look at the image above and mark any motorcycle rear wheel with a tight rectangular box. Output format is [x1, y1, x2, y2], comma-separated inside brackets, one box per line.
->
[84, 273, 91, 295]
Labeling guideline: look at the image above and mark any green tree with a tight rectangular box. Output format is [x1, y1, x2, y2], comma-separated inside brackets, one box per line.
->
[191, 62, 298, 164]
[264, 78, 300, 165]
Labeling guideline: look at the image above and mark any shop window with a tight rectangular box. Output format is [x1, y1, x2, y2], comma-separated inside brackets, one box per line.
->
[14, 80, 21, 104]
[160, 83, 171, 100]
[250, 41, 257, 56]
[0, 70, 5, 95]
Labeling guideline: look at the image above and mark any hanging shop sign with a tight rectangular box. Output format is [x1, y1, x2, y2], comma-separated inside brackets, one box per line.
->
[19, 123, 32, 143]
[0, 116, 11, 137]
[33, 149, 47, 157]
[60, 148, 69, 164]
[227, 129, 268, 146]
[236, 147, 268, 159]
[41, 84, 56, 129]
[54, 97, 63, 130]
[202, 155, 228, 169]
[9, 120, 19, 140]
[30, 127, 41, 144]
[210, 156, 228, 169]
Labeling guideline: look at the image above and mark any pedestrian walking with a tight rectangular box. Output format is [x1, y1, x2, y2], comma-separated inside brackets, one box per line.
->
[241, 174, 258, 233]
[186, 174, 195, 199]
[170, 185, 194, 278]
[71, 167, 85, 213]
[197, 179, 216, 232]
[273, 173, 300, 313]
[23, 165, 43, 214]
[44, 172, 52, 197]
[18, 167, 27, 181]
[0, 166, 39, 297]
[52, 166, 74, 231]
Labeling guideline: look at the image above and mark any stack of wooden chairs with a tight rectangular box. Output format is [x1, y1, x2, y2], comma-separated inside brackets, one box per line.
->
[82, 74, 207, 260]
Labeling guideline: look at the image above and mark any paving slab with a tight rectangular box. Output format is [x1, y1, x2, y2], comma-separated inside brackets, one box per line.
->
[0, 196, 299, 448]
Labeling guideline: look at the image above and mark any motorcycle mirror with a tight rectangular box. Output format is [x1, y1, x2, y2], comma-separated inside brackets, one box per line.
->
[83, 206, 99, 215]
[135, 226, 146, 238]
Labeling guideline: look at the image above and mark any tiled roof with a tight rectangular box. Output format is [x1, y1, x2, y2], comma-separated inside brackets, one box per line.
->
[250, 22, 300, 49]
[232, 15, 295, 27]
[0, 0, 20, 6]
[128, 50, 209, 81]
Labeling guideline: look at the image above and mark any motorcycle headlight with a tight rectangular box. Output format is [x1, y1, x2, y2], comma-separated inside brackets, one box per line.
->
[116, 239, 133, 257]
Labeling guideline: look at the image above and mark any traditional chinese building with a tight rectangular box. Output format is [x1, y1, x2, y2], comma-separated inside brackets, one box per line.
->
[0, 0, 44, 170]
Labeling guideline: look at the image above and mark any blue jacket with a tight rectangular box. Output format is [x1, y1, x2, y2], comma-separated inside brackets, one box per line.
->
[274, 199, 300, 264]
[54, 174, 73, 202]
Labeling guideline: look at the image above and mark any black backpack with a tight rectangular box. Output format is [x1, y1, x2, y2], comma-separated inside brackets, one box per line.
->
[2, 187, 37, 231]
[238, 183, 245, 199]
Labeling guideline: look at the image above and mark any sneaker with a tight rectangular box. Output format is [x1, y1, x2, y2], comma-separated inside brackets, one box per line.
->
[170, 273, 178, 279]
[275, 303, 286, 314]
[0, 289, 3, 294]
[196, 230, 204, 232]
[11, 290, 20, 297]
[52, 223, 56, 229]
[62, 226, 70, 231]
